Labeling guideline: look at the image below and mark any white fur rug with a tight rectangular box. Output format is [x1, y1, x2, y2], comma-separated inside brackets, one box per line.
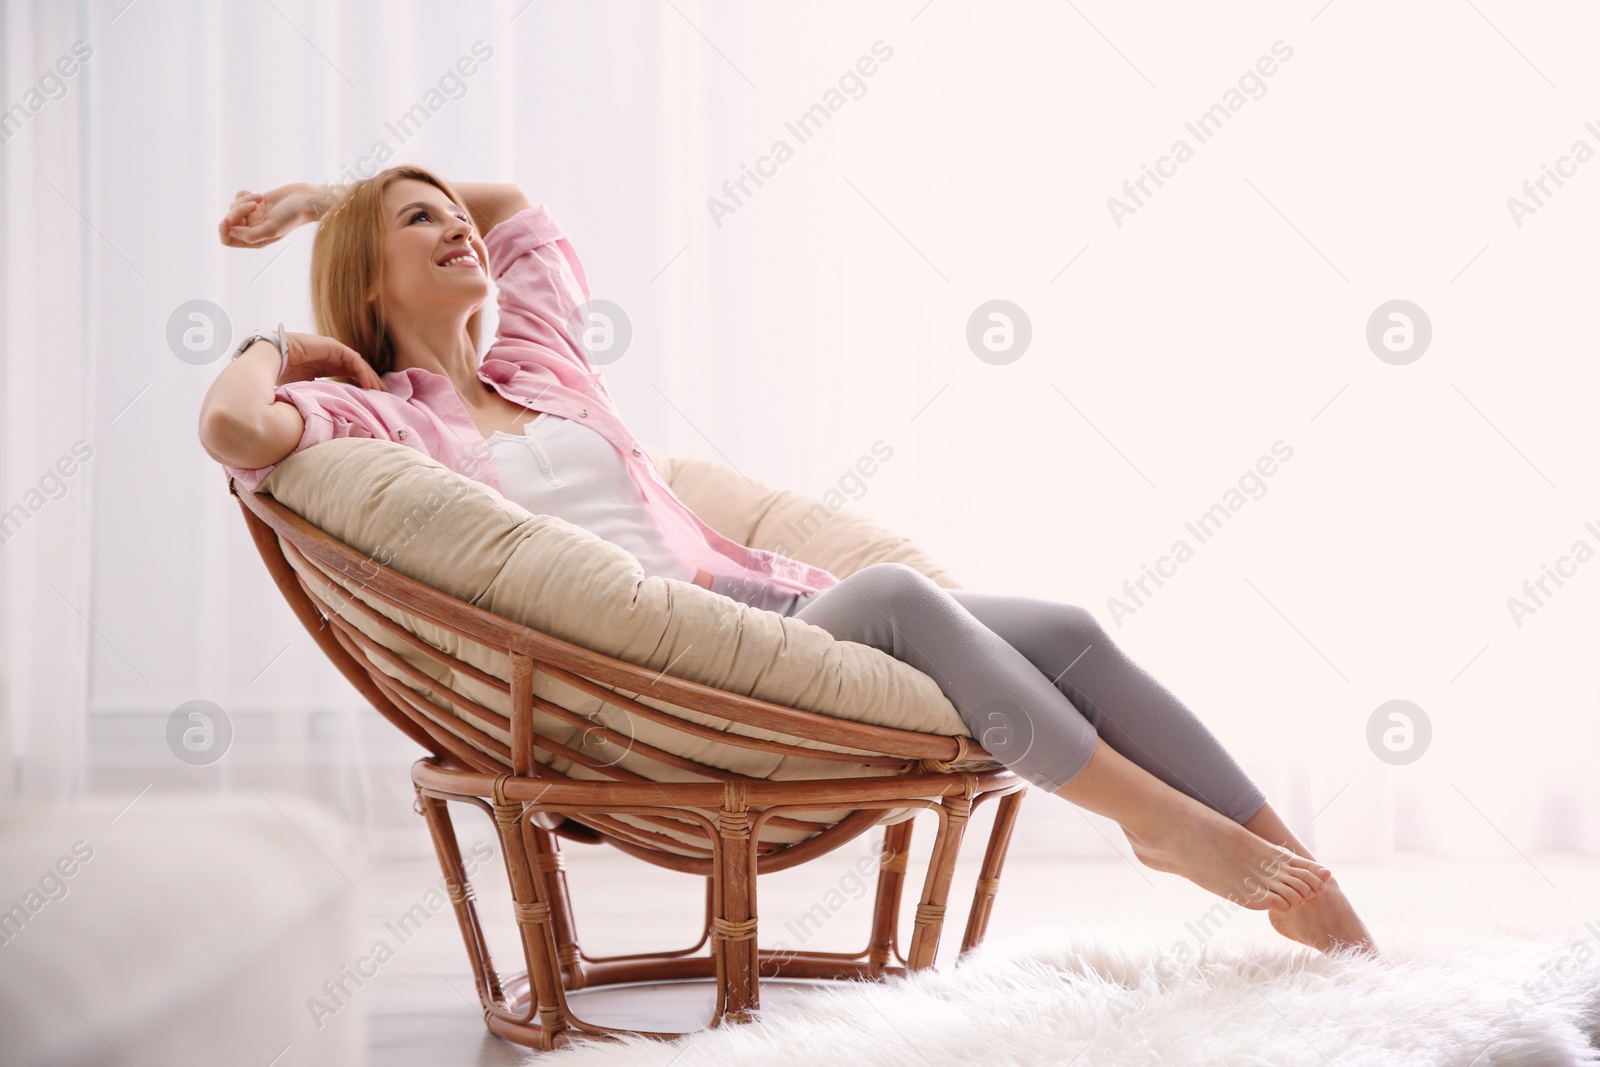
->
[528, 928, 1600, 1066]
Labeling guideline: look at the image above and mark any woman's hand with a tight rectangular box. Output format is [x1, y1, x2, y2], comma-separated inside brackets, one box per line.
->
[218, 183, 329, 248]
[281, 331, 388, 392]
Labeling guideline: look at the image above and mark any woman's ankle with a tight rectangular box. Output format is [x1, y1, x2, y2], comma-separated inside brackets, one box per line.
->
[1120, 798, 1206, 857]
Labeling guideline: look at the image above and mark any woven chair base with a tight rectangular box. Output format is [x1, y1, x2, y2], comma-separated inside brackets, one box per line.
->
[412, 756, 1027, 1052]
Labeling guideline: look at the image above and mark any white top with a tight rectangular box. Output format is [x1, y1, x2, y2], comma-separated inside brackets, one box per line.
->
[488, 412, 696, 583]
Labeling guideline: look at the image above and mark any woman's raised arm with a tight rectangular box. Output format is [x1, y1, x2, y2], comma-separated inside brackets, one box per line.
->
[449, 182, 532, 237]
[218, 183, 331, 247]
[219, 179, 530, 248]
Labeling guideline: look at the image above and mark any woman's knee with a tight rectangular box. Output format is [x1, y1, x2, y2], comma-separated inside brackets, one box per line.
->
[846, 561, 942, 601]
[1024, 601, 1115, 678]
[797, 562, 945, 647]
[1048, 602, 1106, 647]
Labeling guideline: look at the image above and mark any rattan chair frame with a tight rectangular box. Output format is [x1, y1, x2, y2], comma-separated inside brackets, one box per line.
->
[231, 476, 1028, 1052]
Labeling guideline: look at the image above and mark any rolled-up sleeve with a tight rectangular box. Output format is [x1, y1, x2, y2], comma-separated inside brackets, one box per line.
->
[481, 205, 598, 380]
[223, 379, 392, 494]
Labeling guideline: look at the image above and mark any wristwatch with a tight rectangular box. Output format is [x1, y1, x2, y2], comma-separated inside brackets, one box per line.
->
[231, 321, 290, 381]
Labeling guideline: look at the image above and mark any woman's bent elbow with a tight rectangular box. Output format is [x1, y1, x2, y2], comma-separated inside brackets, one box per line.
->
[198, 405, 299, 470]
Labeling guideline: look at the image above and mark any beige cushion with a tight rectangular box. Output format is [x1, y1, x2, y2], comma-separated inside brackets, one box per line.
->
[639, 444, 962, 590]
[256, 437, 971, 855]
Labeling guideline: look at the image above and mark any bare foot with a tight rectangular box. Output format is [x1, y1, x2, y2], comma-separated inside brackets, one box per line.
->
[1124, 801, 1331, 910]
[1267, 877, 1382, 958]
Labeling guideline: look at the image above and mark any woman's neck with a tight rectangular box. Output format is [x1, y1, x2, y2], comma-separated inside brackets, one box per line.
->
[388, 314, 480, 399]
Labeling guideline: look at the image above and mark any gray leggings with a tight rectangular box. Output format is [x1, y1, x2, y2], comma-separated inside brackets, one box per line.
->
[714, 562, 1266, 823]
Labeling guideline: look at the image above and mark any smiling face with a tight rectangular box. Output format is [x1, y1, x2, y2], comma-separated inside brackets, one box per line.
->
[370, 177, 491, 319]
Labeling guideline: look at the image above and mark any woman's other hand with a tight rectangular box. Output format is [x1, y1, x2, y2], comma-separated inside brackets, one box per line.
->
[281, 332, 388, 392]
[218, 183, 322, 248]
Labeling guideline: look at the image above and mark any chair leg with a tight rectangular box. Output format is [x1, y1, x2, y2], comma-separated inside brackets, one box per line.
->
[493, 794, 569, 1049]
[711, 783, 761, 1024]
[960, 788, 1024, 956]
[906, 791, 974, 971]
[415, 789, 505, 1006]
[527, 826, 587, 989]
[867, 818, 914, 975]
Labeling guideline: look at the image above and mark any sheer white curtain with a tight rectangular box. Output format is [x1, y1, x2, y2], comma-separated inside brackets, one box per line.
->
[5, 1, 1595, 866]
[2, 0, 95, 800]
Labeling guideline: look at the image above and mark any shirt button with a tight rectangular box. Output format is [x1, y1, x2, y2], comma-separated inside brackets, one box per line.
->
[631, 446, 642, 456]
[397, 428, 409, 440]
[578, 408, 588, 418]
[522, 397, 535, 404]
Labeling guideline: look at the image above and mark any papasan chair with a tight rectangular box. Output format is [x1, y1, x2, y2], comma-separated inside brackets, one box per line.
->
[226, 435, 1028, 1052]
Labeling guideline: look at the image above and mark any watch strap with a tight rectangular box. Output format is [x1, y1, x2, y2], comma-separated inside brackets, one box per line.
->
[232, 322, 290, 382]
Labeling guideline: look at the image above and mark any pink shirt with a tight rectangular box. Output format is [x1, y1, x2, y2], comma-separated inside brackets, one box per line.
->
[224, 204, 840, 597]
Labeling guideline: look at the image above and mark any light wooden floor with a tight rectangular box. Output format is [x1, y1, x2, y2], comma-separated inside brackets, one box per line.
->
[353, 801, 1600, 1065]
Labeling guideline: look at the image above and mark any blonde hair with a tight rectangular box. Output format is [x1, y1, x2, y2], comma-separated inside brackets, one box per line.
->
[309, 164, 483, 378]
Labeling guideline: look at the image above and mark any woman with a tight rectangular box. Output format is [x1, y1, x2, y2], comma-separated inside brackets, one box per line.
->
[200, 165, 1378, 958]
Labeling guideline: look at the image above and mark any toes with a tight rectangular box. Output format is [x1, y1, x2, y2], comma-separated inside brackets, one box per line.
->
[1277, 872, 1320, 905]
[1288, 856, 1331, 889]
[1299, 859, 1331, 880]
[1238, 875, 1300, 909]
[1280, 877, 1313, 907]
